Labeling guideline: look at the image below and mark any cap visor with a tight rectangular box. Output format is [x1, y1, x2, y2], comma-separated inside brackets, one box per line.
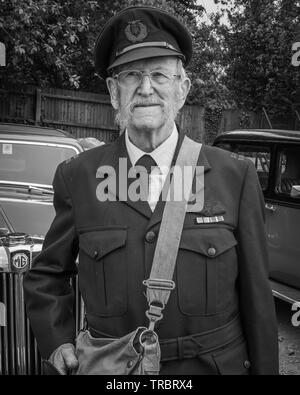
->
[107, 47, 184, 71]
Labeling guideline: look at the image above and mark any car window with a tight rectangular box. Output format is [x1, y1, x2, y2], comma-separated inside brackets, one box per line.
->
[0, 142, 78, 186]
[276, 147, 300, 196]
[216, 143, 271, 191]
[0, 201, 55, 237]
[235, 146, 271, 191]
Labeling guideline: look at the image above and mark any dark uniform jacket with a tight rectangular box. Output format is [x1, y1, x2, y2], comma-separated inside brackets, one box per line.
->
[23, 131, 279, 375]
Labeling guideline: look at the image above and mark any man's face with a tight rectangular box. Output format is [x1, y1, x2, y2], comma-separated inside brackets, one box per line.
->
[107, 57, 190, 133]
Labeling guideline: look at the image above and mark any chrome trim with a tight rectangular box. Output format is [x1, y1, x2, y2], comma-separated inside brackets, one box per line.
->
[265, 203, 277, 212]
[0, 198, 53, 205]
[271, 280, 300, 304]
[0, 140, 81, 153]
[272, 290, 299, 305]
[0, 302, 5, 326]
[0, 180, 53, 189]
[14, 275, 27, 374]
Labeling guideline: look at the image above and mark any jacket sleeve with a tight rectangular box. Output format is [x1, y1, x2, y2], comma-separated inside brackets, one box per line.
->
[236, 160, 279, 375]
[23, 163, 79, 359]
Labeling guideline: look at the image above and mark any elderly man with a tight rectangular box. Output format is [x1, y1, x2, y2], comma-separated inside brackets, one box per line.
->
[24, 6, 278, 375]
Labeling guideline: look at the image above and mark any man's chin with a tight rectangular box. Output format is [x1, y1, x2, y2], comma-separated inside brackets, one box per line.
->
[130, 117, 164, 132]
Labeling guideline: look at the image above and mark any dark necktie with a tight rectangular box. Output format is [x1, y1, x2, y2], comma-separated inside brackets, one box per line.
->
[135, 154, 157, 174]
[135, 155, 157, 199]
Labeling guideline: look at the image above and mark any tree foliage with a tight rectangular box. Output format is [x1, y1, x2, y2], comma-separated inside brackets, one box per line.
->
[214, 0, 300, 116]
[1, 0, 96, 88]
[0, 0, 203, 91]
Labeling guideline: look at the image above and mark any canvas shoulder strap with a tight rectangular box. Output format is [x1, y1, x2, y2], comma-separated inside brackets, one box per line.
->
[143, 136, 202, 330]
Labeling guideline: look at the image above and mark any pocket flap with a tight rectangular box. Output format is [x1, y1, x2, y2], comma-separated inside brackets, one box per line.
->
[212, 340, 251, 375]
[79, 228, 127, 260]
[180, 227, 237, 257]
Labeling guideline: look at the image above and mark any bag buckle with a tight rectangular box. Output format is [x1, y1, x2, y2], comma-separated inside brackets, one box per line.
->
[146, 303, 164, 331]
[142, 278, 175, 291]
[143, 279, 175, 330]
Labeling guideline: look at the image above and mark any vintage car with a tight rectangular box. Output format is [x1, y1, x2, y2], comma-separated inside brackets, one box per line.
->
[0, 123, 84, 375]
[0, 123, 84, 237]
[213, 129, 300, 304]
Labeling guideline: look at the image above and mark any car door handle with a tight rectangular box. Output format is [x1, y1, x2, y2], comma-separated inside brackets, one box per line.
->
[265, 203, 277, 212]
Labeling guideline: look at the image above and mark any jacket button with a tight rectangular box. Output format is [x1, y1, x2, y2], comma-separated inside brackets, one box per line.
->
[127, 360, 134, 368]
[94, 250, 98, 258]
[207, 247, 216, 256]
[244, 360, 251, 369]
[145, 231, 156, 243]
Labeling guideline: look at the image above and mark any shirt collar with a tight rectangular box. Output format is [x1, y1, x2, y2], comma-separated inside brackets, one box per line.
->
[125, 124, 178, 172]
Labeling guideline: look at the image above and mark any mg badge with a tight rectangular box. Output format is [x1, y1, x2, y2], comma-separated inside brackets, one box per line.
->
[12, 253, 29, 271]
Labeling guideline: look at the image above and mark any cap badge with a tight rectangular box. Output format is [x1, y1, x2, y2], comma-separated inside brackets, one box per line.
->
[125, 20, 148, 43]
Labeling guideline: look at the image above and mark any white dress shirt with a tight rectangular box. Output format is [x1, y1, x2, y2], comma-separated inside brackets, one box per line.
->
[125, 125, 178, 211]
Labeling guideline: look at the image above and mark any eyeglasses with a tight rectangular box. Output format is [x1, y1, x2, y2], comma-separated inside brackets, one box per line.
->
[113, 70, 181, 88]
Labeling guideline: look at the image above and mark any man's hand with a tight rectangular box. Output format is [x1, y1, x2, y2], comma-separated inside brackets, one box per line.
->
[48, 343, 79, 375]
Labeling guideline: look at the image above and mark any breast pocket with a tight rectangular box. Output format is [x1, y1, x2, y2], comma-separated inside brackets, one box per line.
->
[176, 227, 238, 316]
[78, 227, 127, 317]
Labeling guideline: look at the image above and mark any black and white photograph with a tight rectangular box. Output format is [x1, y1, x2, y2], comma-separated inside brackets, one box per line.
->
[0, 0, 299, 378]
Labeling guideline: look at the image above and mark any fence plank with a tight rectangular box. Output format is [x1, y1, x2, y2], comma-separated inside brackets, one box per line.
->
[35, 89, 41, 124]
[42, 118, 118, 131]
[42, 93, 110, 104]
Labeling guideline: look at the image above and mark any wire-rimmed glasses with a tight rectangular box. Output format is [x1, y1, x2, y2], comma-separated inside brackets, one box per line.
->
[113, 70, 181, 88]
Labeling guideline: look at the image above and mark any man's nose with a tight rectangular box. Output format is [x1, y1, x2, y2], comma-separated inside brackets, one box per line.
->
[137, 74, 154, 95]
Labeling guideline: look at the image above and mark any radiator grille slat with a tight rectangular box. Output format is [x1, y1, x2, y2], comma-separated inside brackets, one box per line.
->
[1, 272, 84, 375]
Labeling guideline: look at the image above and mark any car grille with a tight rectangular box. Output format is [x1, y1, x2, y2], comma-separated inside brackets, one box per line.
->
[0, 272, 84, 375]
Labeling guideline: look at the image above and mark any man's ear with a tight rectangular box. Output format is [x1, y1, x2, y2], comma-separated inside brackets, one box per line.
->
[106, 77, 119, 110]
[177, 77, 191, 109]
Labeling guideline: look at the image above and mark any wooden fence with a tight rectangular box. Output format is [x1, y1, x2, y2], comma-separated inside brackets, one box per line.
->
[0, 86, 207, 142]
[0, 86, 298, 144]
[0, 86, 118, 142]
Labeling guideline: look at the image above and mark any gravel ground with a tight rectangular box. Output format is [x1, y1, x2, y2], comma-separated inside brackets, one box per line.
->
[276, 298, 300, 375]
